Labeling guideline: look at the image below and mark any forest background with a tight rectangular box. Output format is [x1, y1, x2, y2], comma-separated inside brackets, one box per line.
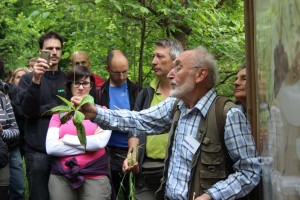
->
[0, 0, 245, 97]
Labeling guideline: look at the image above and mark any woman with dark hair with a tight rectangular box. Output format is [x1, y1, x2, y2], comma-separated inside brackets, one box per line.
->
[46, 66, 112, 200]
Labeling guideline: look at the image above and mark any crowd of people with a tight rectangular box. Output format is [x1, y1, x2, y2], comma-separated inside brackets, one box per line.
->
[0, 31, 261, 200]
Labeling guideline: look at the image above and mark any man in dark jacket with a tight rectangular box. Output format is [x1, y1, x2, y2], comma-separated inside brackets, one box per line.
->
[123, 38, 183, 199]
[96, 49, 141, 200]
[18, 31, 66, 200]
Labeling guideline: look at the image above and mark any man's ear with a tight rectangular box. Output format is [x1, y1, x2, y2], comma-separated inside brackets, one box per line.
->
[105, 65, 109, 72]
[195, 68, 208, 83]
[86, 61, 91, 68]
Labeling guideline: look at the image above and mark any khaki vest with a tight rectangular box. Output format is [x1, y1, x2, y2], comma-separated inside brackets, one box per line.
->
[156, 96, 239, 200]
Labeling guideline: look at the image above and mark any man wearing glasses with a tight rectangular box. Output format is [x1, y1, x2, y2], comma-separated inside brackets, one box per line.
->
[97, 49, 142, 199]
[72, 47, 261, 200]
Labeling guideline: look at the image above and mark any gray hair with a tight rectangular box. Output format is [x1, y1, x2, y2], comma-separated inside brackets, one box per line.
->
[193, 46, 219, 87]
[155, 38, 184, 60]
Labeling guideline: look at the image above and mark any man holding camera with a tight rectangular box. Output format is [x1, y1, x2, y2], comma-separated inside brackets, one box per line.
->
[18, 31, 66, 200]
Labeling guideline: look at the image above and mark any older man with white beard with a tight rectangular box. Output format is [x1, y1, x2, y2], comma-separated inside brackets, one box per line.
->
[71, 47, 261, 200]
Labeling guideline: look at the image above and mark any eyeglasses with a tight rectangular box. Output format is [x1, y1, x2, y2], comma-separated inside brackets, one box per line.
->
[172, 64, 204, 73]
[109, 69, 129, 76]
[172, 64, 184, 73]
[72, 81, 93, 88]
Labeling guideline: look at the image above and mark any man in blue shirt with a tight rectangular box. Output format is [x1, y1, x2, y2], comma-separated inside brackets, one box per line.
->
[96, 49, 141, 199]
[73, 47, 261, 200]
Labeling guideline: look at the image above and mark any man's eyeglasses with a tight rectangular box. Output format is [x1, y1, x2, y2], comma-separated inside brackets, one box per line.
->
[172, 64, 183, 73]
[172, 64, 204, 73]
[72, 81, 93, 88]
[109, 69, 129, 76]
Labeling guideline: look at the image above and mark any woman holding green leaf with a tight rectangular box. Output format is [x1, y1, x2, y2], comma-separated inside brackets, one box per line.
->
[45, 66, 112, 200]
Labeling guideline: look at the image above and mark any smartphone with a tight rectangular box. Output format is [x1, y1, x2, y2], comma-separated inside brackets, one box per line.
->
[41, 50, 51, 65]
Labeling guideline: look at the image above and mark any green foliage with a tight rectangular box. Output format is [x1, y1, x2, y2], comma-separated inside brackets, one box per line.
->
[117, 145, 139, 200]
[0, 0, 245, 96]
[47, 94, 94, 148]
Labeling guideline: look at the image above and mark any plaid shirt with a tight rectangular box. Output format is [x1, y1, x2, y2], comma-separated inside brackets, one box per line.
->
[94, 89, 261, 200]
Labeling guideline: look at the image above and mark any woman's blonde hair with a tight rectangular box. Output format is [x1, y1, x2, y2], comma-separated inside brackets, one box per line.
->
[9, 67, 30, 85]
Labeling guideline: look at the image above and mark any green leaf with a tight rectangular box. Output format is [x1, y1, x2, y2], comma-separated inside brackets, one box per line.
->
[140, 7, 149, 14]
[73, 110, 85, 124]
[95, 0, 104, 3]
[43, 105, 73, 116]
[30, 10, 40, 17]
[200, 14, 210, 24]
[73, 110, 86, 148]
[74, 122, 86, 148]
[57, 95, 75, 109]
[125, 2, 139, 9]
[41, 12, 50, 19]
[77, 95, 94, 110]
[112, 1, 122, 12]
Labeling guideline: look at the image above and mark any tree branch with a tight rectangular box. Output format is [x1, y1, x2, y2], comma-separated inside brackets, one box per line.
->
[215, 0, 227, 9]
[216, 69, 239, 87]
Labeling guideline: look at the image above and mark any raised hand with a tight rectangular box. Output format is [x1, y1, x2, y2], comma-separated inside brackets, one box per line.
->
[32, 58, 50, 84]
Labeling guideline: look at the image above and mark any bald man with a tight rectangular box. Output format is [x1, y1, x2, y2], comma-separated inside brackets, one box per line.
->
[70, 51, 105, 87]
[97, 49, 142, 200]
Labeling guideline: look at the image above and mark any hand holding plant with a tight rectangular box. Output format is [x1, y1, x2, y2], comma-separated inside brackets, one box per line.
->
[119, 145, 139, 200]
[46, 94, 94, 148]
[122, 146, 139, 174]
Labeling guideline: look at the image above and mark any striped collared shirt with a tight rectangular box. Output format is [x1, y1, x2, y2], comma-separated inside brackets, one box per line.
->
[94, 89, 261, 199]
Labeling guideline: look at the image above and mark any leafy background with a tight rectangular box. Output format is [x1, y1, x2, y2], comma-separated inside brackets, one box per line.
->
[0, 0, 245, 97]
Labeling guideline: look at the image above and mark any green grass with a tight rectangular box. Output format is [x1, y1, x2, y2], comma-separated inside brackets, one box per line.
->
[22, 159, 29, 200]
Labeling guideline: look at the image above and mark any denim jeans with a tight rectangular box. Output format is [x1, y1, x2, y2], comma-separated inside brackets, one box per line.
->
[9, 146, 25, 200]
[25, 151, 54, 200]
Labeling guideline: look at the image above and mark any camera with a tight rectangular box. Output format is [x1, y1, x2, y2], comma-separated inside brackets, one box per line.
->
[41, 50, 51, 65]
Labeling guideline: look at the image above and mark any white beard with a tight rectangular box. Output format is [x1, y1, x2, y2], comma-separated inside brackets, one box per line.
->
[170, 77, 195, 98]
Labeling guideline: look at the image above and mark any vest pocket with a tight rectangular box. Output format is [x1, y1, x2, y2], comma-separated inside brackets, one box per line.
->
[199, 137, 226, 189]
[201, 138, 223, 166]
